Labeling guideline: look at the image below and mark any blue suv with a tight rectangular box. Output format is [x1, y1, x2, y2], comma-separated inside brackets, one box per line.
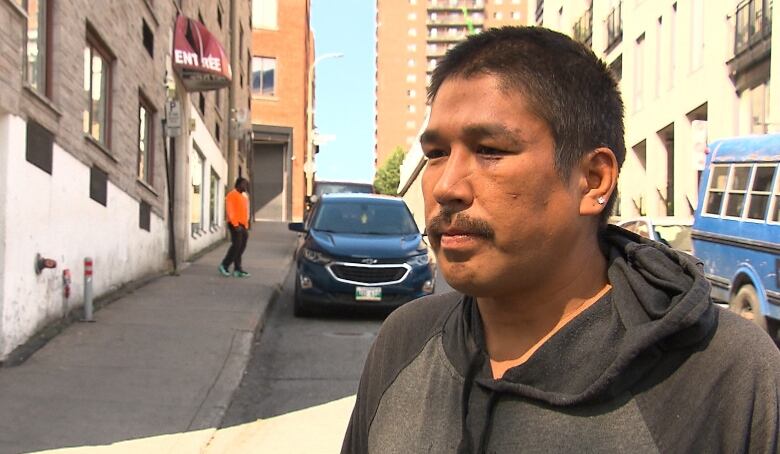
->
[288, 194, 435, 316]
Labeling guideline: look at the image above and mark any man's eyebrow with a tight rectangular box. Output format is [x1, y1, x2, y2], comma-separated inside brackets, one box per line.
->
[419, 130, 443, 145]
[462, 123, 525, 147]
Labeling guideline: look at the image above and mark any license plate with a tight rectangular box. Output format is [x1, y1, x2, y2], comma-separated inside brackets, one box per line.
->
[355, 286, 382, 301]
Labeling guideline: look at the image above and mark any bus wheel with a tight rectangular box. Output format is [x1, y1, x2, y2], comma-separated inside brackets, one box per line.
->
[729, 285, 767, 331]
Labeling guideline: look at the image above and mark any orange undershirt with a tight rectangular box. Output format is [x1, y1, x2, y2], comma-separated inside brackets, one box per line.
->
[489, 284, 612, 380]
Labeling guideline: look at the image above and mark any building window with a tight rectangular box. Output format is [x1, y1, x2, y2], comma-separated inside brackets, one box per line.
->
[24, 0, 49, 94]
[494, 12, 503, 20]
[407, 58, 415, 67]
[408, 28, 417, 37]
[252, 0, 277, 29]
[750, 83, 770, 134]
[209, 168, 220, 228]
[408, 89, 417, 98]
[251, 57, 276, 97]
[690, 0, 704, 71]
[190, 148, 205, 235]
[138, 98, 154, 183]
[669, 3, 677, 89]
[83, 33, 113, 147]
[142, 19, 154, 57]
[406, 73, 417, 83]
[407, 43, 417, 52]
[408, 12, 416, 20]
[406, 120, 416, 129]
[512, 11, 521, 20]
[634, 33, 645, 111]
[408, 104, 416, 113]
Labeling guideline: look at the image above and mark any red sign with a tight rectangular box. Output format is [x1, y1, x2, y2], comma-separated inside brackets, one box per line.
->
[172, 15, 232, 92]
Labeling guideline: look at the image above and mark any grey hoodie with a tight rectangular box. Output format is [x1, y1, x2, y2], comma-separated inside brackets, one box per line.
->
[342, 226, 780, 453]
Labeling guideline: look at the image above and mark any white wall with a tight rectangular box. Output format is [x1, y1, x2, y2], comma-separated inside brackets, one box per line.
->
[0, 114, 168, 359]
[0, 115, 11, 356]
[186, 107, 228, 257]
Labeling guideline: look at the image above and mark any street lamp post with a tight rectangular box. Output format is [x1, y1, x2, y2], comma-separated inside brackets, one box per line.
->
[306, 52, 344, 198]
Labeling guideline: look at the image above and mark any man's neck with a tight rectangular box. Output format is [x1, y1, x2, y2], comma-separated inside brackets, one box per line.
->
[476, 241, 610, 362]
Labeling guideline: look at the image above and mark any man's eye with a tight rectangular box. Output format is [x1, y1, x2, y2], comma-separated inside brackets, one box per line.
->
[424, 149, 447, 159]
[476, 145, 507, 156]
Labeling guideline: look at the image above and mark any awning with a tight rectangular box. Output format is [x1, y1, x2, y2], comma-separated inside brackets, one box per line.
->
[172, 15, 232, 92]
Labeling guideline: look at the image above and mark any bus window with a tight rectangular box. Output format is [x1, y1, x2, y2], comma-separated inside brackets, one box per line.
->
[746, 165, 776, 220]
[724, 165, 751, 218]
[704, 165, 728, 215]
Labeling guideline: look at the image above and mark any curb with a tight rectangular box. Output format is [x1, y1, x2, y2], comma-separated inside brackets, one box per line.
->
[188, 281, 285, 431]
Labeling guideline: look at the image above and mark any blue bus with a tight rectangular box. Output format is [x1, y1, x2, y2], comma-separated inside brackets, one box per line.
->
[692, 134, 780, 338]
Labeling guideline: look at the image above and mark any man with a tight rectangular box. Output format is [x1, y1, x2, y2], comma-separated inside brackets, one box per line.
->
[219, 177, 250, 278]
[342, 27, 779, 453]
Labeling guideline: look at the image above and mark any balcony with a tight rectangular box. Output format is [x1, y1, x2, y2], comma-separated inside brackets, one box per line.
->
[572, 6, 593, 47]
[605, 2, 622, 52]
[727, 0, 772, 88]
[427, 0, 485, 12]
[428, 12, 485, 27]
[427, 32, 469, 43]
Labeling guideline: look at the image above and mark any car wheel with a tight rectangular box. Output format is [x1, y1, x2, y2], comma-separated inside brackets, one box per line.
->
[293, 279, 311, 318]
[729, 285, 767, 332]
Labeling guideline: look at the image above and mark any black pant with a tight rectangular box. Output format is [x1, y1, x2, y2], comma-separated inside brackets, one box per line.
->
[221, 224, 248, 271]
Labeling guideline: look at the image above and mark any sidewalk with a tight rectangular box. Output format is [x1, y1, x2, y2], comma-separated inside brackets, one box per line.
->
[0, 221, 297, 454]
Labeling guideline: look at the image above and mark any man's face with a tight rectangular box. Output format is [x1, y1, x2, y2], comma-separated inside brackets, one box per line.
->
[421, 74, 589, 298]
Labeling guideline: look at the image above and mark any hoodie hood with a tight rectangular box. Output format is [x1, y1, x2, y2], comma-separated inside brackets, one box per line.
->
[452, 225, 717, 405]
[452, 225, 717, 453]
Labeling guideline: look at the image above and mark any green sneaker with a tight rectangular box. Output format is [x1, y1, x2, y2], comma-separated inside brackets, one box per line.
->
[233, 270, 250, 278]
[218, 265, 231, 277]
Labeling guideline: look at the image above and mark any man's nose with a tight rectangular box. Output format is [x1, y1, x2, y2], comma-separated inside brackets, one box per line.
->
[431, 148, 473, 209]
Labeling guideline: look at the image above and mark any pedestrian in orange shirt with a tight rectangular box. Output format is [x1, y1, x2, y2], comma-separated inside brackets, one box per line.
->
[219, 177, 251, 277]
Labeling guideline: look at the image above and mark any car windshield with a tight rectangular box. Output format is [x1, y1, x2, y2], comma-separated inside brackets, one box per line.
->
[655, 225, 693, 253]
[314, 182, 373, 197]
[313, 201, 419, 235]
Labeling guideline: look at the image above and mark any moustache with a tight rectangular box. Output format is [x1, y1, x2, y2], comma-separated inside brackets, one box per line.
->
[426, 208, 495, 240]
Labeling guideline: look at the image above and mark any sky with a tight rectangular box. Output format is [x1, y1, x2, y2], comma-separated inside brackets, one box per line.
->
[311, 0, 377, 184]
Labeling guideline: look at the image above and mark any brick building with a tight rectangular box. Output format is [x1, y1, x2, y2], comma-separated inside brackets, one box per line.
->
[0, 0, 251, 360]
[249, 0, 313, 222]
[375, 0, 529, 167]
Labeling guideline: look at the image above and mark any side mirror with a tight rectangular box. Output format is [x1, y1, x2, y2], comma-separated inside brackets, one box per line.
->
[309, 194, 320, 204]
[288, 222, 307, 233]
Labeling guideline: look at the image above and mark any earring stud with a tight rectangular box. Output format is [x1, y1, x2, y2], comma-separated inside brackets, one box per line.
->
[597, 196, 606, 205]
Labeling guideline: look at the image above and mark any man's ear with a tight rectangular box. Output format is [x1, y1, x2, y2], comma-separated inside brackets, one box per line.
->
[578, 147, 618, 217]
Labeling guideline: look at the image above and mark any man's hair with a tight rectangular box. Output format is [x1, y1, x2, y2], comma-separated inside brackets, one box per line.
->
[234, 177, 248, 189]
[428, 26, 625, 225]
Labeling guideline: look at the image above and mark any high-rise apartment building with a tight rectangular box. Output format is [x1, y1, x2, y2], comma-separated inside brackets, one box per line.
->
[375, 0, 530, 167]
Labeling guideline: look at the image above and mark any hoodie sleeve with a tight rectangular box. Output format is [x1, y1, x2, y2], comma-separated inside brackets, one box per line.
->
[341, 341, 377, 454]
[745, 346, 780, 453]
[341, 293, 463, 453]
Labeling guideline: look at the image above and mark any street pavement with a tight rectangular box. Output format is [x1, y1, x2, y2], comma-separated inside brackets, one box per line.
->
[0, 221, 297, 454]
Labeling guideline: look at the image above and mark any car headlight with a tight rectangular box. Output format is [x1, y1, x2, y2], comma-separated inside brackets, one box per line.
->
[303, 248, 332, 264]
[407, 253, 431, 267]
